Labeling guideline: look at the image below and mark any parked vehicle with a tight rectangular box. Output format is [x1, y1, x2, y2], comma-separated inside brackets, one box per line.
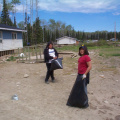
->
[110, 38, 118, 41]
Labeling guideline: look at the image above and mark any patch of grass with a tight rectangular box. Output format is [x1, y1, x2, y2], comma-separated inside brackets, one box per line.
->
[111, 53, 120, 56]
[99, 53, 103, 56]
[55, 42, 120, 58]
[6, 56, 17, 61]
[56, 45, 79, 52]
[99, 47, 120, 57]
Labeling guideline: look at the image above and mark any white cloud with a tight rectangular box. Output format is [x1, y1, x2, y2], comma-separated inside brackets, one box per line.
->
[38, 0, 120, 13]
[1, 0, 120, 14]
[16, 4, 25, 13]
[7, 4, 30, 15]
[113, 12, 120, 15]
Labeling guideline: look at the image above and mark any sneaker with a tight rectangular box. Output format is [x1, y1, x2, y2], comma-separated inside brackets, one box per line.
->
[45, 81, 49, 84]
[52, 79, 55, 83]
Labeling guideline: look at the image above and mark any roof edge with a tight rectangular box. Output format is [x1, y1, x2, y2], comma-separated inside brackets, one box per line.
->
[0, 27, 27, 32]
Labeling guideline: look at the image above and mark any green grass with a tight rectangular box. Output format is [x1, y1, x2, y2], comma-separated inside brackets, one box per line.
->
[55, 45, 79, 52]
[55, 44, 113, 52]
[98, 47, 120, 57]
[111, 53, 120, 56]
[55, 42, 120, 57]
[6, 56, 17, 61]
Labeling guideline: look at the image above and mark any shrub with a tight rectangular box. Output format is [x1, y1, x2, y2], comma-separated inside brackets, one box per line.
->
[7, 56, 17, 61]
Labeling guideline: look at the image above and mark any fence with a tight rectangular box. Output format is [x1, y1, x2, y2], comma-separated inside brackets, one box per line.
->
[17, 45, 46, 63]
[0, 45, 46, 63]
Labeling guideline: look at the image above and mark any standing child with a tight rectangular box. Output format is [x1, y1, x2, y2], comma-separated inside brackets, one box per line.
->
[67, 45, 92, 108]
[44, 42, 58, 84]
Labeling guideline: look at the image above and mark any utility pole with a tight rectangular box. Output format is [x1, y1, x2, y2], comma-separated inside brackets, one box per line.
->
[22, 0, 24, 25]
[25, 0, 28, 44]
[114, 21, 116, 42]
[31, 0, 33, 44]
[32, 0, 33, 25]
[36, 0, 38, 19]
[30, 0, 31, 25]
[43, 26, 44, 42]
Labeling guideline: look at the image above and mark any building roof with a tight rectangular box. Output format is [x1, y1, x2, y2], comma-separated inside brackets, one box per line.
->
[0, 24, 27, 32]
[56, 36, 77, 41]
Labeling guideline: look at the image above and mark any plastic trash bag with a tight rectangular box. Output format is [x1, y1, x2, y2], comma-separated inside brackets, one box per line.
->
[19, 53, 25, 57]
[50, 58, 63, 71]
[66, 74, 89, 108]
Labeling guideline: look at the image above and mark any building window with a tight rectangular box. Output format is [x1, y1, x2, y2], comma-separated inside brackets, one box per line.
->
[0, 31, 2, 43]
[12, 33, 17, 39]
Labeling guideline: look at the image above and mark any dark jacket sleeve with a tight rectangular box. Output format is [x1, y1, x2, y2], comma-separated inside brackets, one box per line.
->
[44, 48, 53, 62]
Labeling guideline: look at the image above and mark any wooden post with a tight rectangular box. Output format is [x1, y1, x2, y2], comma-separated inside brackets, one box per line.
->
[35, 45, 38, 61]
[18, 48, 20, 60]
[22, 53, 24, 62]
[32, 47, 34, 56]
[28, 46, 30, 62]
[40, 46, 41, 59]
[22, 48, 24, 62]
[24, 47, 27, 61]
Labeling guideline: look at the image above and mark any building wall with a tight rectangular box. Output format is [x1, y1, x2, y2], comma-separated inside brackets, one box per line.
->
[0, 30, 23, 51]
[3, 31, 22, 39]
[0, 39, 23, 51]
[57, 38, 76, 44]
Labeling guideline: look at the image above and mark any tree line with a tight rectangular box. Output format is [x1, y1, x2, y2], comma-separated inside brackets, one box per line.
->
[0, 0, 120, 46]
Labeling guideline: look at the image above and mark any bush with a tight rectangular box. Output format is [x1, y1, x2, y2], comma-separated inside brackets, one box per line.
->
[7, 56, 17, 61]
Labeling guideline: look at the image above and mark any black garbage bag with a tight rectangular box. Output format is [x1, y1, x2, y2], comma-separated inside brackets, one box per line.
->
[50, 58, 63, 71]
[66, 74, 88, 108]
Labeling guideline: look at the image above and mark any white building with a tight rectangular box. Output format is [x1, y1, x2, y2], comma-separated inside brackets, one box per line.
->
[56, 36, 79, 45]
[0, 24, 27, 56]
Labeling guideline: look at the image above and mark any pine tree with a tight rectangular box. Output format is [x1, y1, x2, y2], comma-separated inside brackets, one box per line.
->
[1, 0, 6, 24]
[82, 31, 86, 42]
[1, 0, 13, 25]
[33, 17, 43, 44]
[1, 0, 9, 24]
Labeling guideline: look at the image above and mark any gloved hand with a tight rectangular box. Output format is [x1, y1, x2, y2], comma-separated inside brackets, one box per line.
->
[82, 74, 86, 80]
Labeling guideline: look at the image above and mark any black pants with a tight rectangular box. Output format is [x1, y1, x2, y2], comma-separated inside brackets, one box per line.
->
[45, 63, 54, 82]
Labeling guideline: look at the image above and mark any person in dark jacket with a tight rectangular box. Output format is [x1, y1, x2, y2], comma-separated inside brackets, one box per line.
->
[44, 42, 58, 84]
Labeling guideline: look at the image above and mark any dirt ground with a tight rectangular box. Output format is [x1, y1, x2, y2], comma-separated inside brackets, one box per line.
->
[0, 50, 120, 120]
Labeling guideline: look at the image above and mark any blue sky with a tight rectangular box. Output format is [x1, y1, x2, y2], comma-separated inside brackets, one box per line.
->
[0, 0, 120, 32]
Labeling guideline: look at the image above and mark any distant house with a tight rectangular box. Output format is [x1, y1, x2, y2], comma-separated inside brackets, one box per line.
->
[56, 36, 79, 45]
[0, 24, 27, 57]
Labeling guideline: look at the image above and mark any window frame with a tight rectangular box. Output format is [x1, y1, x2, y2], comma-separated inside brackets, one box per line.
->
[12, 32, 17, 40]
